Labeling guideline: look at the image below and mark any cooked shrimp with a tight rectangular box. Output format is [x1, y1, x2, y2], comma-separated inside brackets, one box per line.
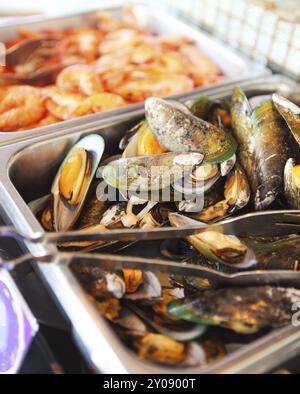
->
[93, 49, 132, 75]
[96, 11, 123, 33]
[99, 29, 141, 54]
[97, 7, 145, 34]
[18, 113, 60, 131]
[159, 52, 186, 73]
[125, 64, 169, 79]
[56, 65, 103, 96]
[74, 93, 126, 116]
[43, 87, 84, 120]
[101, 69, 127, 92]
[157, 35, 194, 51]
[63, 28, 102, 62]
[113, 74, 194, 102]
[130, 44, 158, 64]
[180, 45, 220, 86]
[0, 86, 46, 132]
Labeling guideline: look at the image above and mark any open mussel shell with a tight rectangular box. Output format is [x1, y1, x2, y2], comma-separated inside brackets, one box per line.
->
[125, 271, 162, 300]
[167, 286, 300, 334]
[248, 94, 272, 108]
[126, 301, 207, 342]
[224, 163, 250, 211]
[90, 296, 121, 321]
[29, 194, 54, 231]
[187, 96, 214, 119]
[187, 96, 232, 130]
[119, 120, 145, 152]
[122, 121, 149, 158]
[139, 204, 173, 229]
[132, 332, 188, 366]
[273, 94, 300, 146]
[169, 213, 257, 269]
[72, 265, 126, 300]
[220, 153, 236, 177]
[29, 194, 51, 215]
[284, 158, 300, 209]
[122, 100, 189, 159]
[102, 152, 204, 201]
[132, 331, 222, 367]
[173, 163, 220, 197]
[206, 100, 232, 130]
[51, 134, 105, 231]
[145, 97, 237, 164]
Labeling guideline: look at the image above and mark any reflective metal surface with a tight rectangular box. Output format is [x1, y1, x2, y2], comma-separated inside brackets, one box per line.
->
[0, 5, 268, 146]
[0, 75, 299, 374]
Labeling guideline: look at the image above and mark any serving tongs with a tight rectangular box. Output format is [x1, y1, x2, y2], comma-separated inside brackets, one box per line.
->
[5, 36, 61, 67]
[0, 210, 300, 287]
[1, 210, 300, 244]
[1, 36, 70, 85]
[1, 251, 300, 288]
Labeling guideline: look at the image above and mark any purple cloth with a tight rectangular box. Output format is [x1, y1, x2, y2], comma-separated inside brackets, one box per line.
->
[0, 270, 38, 374]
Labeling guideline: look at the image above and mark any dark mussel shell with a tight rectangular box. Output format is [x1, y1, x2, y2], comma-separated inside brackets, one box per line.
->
[168, 286, 300, 334]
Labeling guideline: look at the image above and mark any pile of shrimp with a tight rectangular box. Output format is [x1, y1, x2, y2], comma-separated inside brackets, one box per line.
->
[0, 7, 222, 132]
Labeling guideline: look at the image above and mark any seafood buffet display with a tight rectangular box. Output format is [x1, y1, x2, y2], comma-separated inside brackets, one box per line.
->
[0, 7, 222, 132]
[30, 86, 300, 368]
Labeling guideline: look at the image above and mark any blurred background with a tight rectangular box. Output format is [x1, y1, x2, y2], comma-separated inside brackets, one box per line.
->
[0, 0, 298, 80]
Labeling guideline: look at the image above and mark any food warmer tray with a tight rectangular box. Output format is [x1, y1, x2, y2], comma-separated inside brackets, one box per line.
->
[0, 5, 269, 146]
[0, 75, 299, 374]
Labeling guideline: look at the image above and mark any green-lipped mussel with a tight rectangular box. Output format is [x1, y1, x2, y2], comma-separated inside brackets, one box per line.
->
[145, 97, 237, 164]
[231, 88, 291, 210]
[273, 94, 300, 147]
[30, 88, 300, 369]
[167, 286, 300, 334]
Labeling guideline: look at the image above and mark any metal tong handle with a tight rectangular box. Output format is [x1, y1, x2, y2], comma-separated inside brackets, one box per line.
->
[0, 210, 300, 244]
[2, 210, 300, 245]
[1, 250, 300, 288]
[0, 223, 212, 244]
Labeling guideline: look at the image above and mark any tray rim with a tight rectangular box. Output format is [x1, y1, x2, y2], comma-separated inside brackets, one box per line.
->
[0, 74, 299, 374]
[0, 4, 269, 146]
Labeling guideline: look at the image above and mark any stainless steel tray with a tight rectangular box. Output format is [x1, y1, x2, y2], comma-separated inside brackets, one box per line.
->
[0, 75, 299, 374]
[0, 5, 268, 146]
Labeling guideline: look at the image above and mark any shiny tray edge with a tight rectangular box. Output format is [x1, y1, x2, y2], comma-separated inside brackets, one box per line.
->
[0, 4, 268, 146]
[0, 74, 299, 373]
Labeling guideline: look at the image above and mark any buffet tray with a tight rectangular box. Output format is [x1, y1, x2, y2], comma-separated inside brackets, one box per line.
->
[0, 4, 268, 146]
[0, 75, 299, 374]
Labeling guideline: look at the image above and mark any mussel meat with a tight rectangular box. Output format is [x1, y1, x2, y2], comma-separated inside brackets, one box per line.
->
[127, 300, 207, 342]
[122, 268, 144, 293]
[51, 134, 105, 231]
[190, 163, 250, 222]
[284, 158, 300, 209]
[169, 213, 254, 268]
[125, 271, 162, 300]
[90, 296, 121, 320]
[224, 164, 250, 211]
